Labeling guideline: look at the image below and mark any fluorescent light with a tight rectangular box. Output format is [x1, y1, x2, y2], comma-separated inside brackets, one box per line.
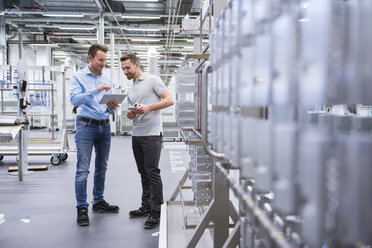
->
[32, 44, 59, 47]
[60, 27, 95, 30]
[130, 38, 161, 42]
[73, 37, 97, 41]
[43, 13, 84, 17]
[25, 24, 59, 28]
[133, 45, 162, 48]
[125, 28, 160, 32]
[122, 0, 158, 1]
[122, 15, 160, 19]
[59, 26, 95, 30]
[186, 40, 208, 42]
[0, 12, 4, 16]
[54, 51, 66, 55]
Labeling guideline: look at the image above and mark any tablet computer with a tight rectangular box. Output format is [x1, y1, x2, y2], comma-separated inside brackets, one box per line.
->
[99, 94, 127, 104]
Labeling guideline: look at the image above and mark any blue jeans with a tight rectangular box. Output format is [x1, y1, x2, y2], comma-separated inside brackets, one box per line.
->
[75, 119, 111, 208]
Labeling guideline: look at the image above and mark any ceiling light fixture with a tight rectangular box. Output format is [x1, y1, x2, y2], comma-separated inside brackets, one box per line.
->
[73, 37, 97, 40]
[32, 44, 60, 47]
[125, 28, 160, 32]
[42, 13, 84, 17]
[25, 24, 59, 28]
[59, 26, 95, 30]
[130, 38, 161, 42]
[122, 0, 158, 2]
[133, 45, 162, 48]
[186, 40, 208, 42]
[122, 15, 160, 19]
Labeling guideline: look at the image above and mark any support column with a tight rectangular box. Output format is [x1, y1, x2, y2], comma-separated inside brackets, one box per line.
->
[110, 32, 114, 84]
[213, 162, 230, 247]
[0, 1, 5, 65]
[62, 68, 66, 130]
[117, 43, 121, 86]
[18, 30, 23, 60]
[98, 11, 104, 44]
[193, 35, 202, 129]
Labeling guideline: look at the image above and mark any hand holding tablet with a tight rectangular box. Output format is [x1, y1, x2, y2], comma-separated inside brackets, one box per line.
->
[99, 94, 127, 104]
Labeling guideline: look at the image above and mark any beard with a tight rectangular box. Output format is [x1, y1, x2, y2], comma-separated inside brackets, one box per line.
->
[125, 68, 137, 80]
[125, 73, 133, 80]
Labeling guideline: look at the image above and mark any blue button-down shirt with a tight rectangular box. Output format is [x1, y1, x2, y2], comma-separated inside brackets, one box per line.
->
[70, 67, 113, 120]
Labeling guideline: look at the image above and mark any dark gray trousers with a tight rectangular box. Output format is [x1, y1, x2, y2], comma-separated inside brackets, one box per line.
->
[132, 135, 163, 212]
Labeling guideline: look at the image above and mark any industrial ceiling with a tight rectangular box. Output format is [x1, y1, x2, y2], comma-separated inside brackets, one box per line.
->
[1, 0, 206, 81]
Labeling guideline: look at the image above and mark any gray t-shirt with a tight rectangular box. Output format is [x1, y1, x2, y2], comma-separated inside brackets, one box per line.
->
[127, 73, 168, 136]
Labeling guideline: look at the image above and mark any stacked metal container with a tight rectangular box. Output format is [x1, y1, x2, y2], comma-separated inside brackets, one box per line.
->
[188, 145, 213, 207]
[175, 66, 196, 129]
[175, 66, 214, 207]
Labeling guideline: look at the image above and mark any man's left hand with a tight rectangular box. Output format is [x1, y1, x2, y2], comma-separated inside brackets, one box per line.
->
[135, 104, 150, 114]
[107, 100, 118, 110]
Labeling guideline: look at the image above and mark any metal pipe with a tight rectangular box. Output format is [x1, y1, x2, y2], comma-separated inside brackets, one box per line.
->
[62, 69, 66, 130]
[110, 32, 114, 84]
[179, 186, 188, 228]
[201, 64, 225, 159]
[51, 83, 55, 140]
[6, 17, 100, 24]
[0, 8, 6, 65]
[18, 127, 23, 181]
[163, 0, 173, 71]
[18, 30, 23, 60]
[98, 11, 104, 44]
[117, 43, 121, 84]
[6, 33, 17, 40]
[192, 128, 202, 140]
[4, 11, 100, 16]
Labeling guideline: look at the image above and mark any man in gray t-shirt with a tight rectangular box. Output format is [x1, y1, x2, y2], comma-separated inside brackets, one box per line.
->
[121, 53, 174, 229]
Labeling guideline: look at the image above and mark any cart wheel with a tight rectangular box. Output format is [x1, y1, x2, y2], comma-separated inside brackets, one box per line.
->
[51, 156, 61, 166]
[0, 156, 3, 161]
[60, 153, 68, 161]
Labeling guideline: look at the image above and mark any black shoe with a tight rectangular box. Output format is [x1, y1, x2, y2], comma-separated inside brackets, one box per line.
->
[144, 210, 160, 229]
[129, 206, 151, 218]
[92, 200, 119, 213]
[77, 206, 89, 226]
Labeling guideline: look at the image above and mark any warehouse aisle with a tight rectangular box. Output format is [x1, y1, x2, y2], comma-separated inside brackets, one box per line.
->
[0, 135, 188, 248]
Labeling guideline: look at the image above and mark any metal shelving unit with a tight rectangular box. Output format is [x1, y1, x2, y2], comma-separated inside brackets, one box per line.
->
[167, 0, 372, 247]
[0, 65, 70, 168]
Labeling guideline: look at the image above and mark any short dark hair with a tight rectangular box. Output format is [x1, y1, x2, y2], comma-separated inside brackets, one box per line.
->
[120, 53, 139, 64]
[88, 44, 108, 58]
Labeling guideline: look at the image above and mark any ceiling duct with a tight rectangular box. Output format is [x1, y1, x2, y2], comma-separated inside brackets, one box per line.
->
[104, 0, 125, 13]
[5, 0, 39, 9]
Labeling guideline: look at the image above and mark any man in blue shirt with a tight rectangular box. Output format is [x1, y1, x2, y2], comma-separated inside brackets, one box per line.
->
[70, 44, 119, 226]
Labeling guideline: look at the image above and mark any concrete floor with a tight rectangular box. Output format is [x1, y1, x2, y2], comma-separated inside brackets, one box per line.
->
[0, 134, 189, 248]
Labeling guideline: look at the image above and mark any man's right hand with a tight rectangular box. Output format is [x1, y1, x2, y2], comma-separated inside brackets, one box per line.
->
[97, 83, 111, 92]
[127, 110, 136, 119]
